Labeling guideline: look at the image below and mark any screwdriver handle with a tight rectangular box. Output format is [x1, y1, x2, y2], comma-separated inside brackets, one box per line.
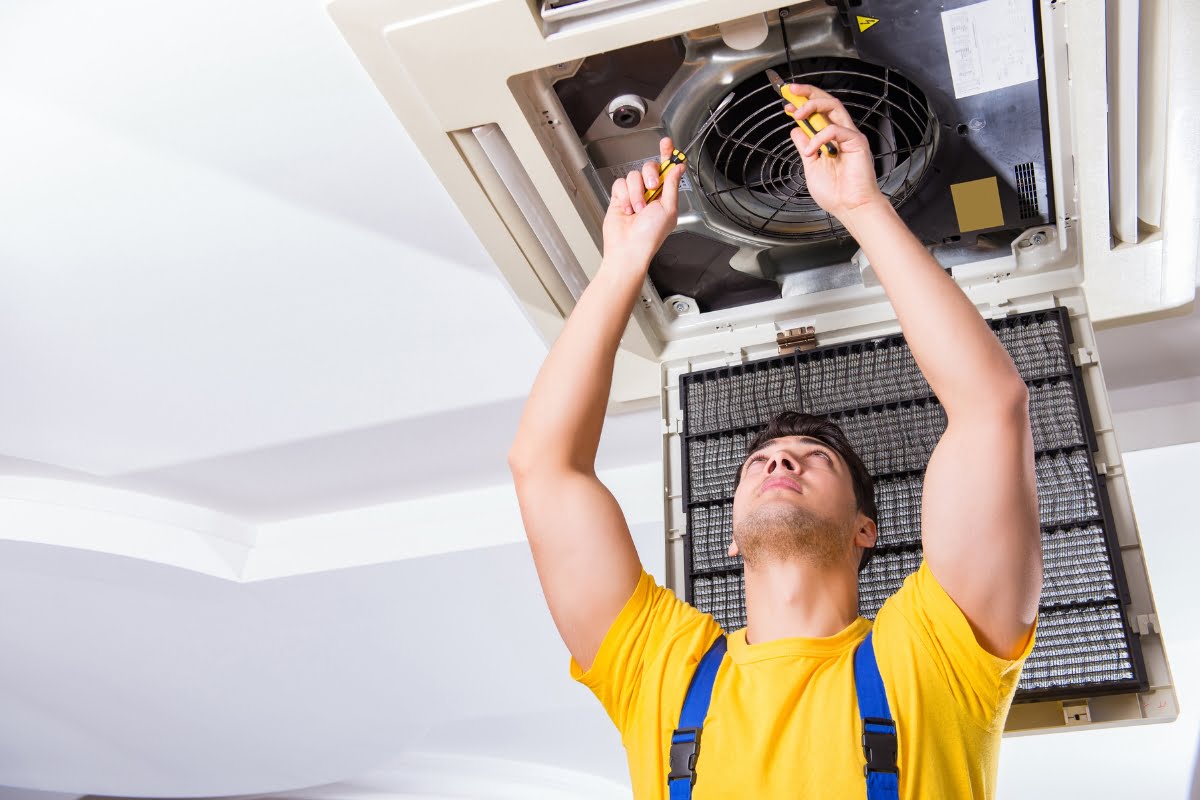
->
[779, 85, 838, 158]
[644, 148, 686, 202]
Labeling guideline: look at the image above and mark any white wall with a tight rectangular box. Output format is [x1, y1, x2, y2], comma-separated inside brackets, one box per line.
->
[0, 521, 666, 796]
[0, 444, 1195, 799]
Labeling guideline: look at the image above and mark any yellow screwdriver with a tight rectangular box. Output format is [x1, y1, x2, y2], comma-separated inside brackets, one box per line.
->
[643, 92, 735, 202]
[765, 69, 838, 158]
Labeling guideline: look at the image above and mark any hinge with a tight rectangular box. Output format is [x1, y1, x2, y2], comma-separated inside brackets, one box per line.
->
[988, 304, 1014, 320]
[1073, 346, 1098, 367]
[777, 326, 817, 355]
[1062, 700, 1091, 726]
[1132, 613, 1160, 636]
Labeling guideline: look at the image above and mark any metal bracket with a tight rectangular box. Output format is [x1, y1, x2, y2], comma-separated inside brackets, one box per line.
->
[1011, 227, 1058, 271]
[777, 326, 817, 355]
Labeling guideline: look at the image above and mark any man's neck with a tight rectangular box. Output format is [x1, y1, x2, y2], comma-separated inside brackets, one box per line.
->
[742, 558, 860, 644]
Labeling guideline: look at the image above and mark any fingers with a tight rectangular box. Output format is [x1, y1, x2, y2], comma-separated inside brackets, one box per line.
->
[788, 84, 855, 129]
[626, 169, 647, 211]
[788, 82, 832, 101]
[792, 123, 865, 161]
[609, 177, 632, 215]
[609, 136, 682, 217]
[641, 159, 662, 197]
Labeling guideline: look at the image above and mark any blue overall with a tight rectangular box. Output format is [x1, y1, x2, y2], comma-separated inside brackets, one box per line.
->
[667, 631, 899, 799]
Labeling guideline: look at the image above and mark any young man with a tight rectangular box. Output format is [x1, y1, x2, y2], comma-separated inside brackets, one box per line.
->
[508, 86, 1041, 798]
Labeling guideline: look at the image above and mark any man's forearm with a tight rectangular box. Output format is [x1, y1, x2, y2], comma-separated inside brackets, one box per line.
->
[840, 199, 1026, 416]
[508, 257, 646, 474]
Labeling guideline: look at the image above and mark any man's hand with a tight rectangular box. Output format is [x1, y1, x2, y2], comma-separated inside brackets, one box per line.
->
[784, 85, 884, 219]
[602, 137, 685, 268]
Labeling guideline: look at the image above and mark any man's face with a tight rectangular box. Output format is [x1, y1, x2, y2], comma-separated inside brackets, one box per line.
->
[729, 435, 874, 567]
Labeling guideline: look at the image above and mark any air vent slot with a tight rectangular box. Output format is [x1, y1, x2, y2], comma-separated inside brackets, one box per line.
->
[1015, 161, 1041, 220]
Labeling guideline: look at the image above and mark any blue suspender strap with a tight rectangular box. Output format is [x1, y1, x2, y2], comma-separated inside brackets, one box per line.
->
[854, 631, 900, 800]
[667, 634, 727, 800]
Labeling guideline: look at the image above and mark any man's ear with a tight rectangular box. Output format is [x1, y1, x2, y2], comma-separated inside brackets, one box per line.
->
[855, 516, 878, 550]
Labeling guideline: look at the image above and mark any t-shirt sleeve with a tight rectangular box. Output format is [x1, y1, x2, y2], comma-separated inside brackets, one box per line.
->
[878, 559, 1037, 731]
[569, 569, 723, 737]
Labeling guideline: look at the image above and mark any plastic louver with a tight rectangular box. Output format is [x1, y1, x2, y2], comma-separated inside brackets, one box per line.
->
[679, 308, 1145, 702]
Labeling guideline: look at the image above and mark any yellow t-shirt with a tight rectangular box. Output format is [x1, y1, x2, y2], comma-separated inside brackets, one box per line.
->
[571, 561, 1036, 799]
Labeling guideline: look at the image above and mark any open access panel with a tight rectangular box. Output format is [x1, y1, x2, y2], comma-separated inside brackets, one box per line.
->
[660, 288, 1177, 734]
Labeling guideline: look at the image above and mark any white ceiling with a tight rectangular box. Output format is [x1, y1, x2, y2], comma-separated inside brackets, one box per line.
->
[0, 0, 1196, 522]
[0, 0, 548, 489]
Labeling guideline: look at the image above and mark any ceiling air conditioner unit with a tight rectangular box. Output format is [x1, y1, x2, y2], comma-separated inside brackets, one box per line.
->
[330, 0, 1196, 734]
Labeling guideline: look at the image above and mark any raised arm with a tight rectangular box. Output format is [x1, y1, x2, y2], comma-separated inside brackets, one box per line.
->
[788, 87, 1041, 659]
[508, 139, 684, 671]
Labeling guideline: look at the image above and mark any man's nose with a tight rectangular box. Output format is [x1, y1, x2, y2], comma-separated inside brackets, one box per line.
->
[766, 454, 798, 473]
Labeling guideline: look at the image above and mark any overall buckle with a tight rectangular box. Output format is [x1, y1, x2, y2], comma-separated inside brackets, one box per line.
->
[861, 717, 898, 777]
[668, 727, 702, 784]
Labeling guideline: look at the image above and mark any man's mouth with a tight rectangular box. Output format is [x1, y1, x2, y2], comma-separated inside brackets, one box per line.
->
[760, 477, 803, 495]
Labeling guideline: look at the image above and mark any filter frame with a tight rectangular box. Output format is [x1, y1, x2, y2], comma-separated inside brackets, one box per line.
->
[677, 306, 1147, 703]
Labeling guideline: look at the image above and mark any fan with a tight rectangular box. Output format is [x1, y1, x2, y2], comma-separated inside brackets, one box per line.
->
[693, 57, 937, 242]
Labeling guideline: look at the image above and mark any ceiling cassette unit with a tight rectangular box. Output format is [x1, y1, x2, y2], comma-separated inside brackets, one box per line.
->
[331, 0, 1196, 734]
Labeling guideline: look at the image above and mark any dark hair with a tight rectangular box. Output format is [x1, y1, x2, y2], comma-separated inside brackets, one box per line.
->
[733, 411, 877, 572]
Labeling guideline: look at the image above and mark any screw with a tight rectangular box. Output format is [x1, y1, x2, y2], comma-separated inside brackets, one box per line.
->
[1030, 232, 1047, 245]
[673, 301, 690, 313]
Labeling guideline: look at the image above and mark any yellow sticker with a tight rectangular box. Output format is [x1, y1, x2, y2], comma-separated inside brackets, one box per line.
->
[857, 15, 880, 32]
[950, 177, 1005, 233]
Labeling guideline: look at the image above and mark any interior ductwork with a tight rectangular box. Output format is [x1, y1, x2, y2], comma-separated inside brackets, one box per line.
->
[547, 2, 1053, 312]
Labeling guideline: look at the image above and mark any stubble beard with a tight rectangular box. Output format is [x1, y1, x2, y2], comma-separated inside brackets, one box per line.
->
[734, 501, 854, 570]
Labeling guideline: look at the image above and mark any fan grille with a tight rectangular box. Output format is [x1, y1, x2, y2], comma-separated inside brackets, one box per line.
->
[693, 58, 937, 242]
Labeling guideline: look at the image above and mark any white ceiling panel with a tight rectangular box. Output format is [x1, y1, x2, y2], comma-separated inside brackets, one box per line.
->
[0, 0, 1195, 519]
[0, 0, 547, 477]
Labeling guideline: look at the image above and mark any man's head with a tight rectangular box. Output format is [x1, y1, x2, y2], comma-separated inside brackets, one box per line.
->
[729, 412, 877, 573]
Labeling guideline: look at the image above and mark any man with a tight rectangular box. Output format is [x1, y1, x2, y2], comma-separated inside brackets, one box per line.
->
[508, 85, 1041, 798]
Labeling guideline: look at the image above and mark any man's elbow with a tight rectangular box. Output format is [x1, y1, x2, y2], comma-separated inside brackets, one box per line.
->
[508, 444, 578, 484]
[508, 444, 535, 482]
[975, 373, 1029, 421]
[1000, 377, 1030, 418]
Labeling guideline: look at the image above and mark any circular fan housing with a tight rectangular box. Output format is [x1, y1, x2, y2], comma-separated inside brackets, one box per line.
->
[693, 57, 937, 243]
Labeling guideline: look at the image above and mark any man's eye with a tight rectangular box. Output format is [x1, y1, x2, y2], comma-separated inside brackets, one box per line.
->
[812, 451, 832, 462]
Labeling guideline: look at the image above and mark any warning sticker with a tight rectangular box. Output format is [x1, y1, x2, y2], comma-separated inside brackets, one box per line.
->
[599, 156, 692, 196]
[857, 15, 879, 32]
[940, 0, 1038, 99]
